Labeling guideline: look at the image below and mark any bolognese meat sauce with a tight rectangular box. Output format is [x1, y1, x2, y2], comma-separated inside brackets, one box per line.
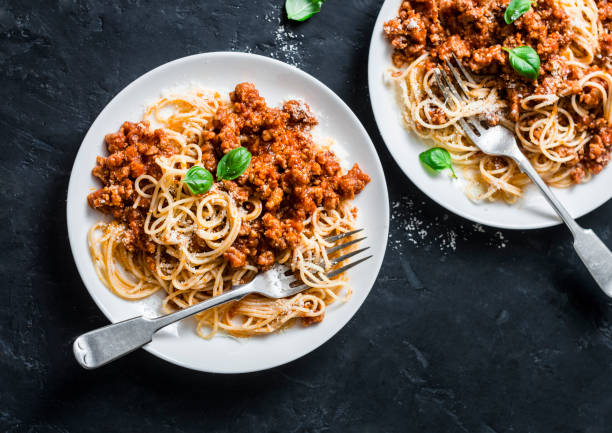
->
[384, 0, 612, 181]
[206, 83, 369, 269]
[87, 121, 175, 255]
[88, 83, 370, 271]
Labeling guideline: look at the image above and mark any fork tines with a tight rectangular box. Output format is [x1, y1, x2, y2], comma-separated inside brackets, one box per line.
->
[434, 57, 486, 142]
[285, 229, 371, 285]
[446, 54, 475, 96]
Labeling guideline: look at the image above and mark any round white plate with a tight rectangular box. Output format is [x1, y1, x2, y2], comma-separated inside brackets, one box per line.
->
[67, 52, 389, 373]
[368, 0, 612, 229]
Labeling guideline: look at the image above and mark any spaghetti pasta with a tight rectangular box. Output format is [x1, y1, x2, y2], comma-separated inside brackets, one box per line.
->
[384, 0, 612, 203]
[87, 83, 369, 338]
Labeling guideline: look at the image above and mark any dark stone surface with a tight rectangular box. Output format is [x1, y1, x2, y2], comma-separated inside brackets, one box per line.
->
[1, 0, 611, 432]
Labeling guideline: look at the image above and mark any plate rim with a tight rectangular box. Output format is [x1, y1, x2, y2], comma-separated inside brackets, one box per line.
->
[66, 51, 390, 373]
[367, 0, 611, 230]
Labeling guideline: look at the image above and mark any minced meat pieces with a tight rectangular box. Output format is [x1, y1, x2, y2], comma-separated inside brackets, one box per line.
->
[87, 121, 172, 253]
[384, 0, 612, 182]
[88, 84, 370, 272]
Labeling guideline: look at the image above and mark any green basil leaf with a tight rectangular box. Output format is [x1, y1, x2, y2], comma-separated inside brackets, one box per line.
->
[183, 166, 213, 195]
[503, 46, 540, 80]
[216, 147, 252, 180]
[286, 0, 325, 21]
[419, 147, 457, 178]
[504, 0, 532, 24]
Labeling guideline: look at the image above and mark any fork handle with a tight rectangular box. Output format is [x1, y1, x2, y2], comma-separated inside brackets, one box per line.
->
[511, 151, 612, 297]
[73, 285, 253, 369]
[511, 151, 580, 232]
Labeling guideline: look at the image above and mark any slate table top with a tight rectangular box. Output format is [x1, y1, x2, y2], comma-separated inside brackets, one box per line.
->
[2, 1, 611, 432]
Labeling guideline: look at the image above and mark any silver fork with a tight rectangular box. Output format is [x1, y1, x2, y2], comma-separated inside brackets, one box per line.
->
[73, 229, 371, 369]
[435, 57, 612, 298]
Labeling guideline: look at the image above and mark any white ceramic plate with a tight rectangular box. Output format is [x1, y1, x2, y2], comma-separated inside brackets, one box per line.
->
[368, 0, 612, 229]
[67, 52, 389, 373]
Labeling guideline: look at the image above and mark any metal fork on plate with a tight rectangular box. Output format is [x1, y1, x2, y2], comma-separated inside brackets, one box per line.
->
[73, 229, 371, 369]
[434, 56, 612, 298]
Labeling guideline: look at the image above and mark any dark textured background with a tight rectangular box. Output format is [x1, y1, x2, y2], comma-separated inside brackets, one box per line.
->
[2, 1, 612, 432]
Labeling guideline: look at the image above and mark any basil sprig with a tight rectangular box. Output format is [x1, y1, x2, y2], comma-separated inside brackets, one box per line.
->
[217, 147, 252, 180]
[504, 0, 533, 24]
[183, 166, 213, 195]
[285, 0, 325, 21]
[419, 147, 456, 178]
[503, 46, 540, 80]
